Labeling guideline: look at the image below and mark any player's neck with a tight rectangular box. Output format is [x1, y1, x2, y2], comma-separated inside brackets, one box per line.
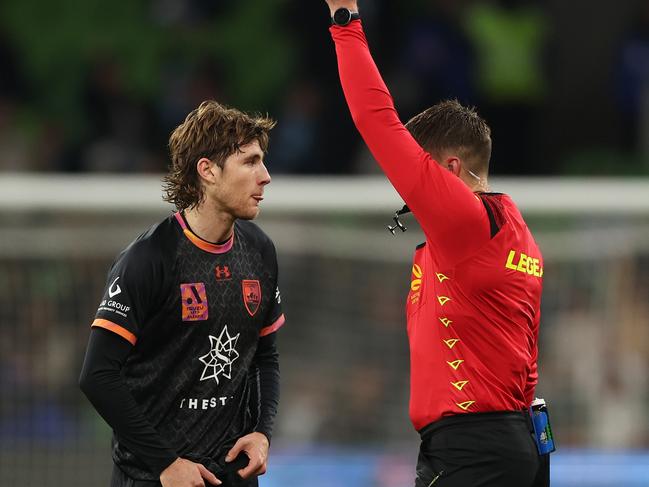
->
[183, 206, 234, 244]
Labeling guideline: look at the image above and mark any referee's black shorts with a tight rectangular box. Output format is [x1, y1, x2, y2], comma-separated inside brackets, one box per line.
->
[110, 464, 259, 487]
[414, 411, 550, 487]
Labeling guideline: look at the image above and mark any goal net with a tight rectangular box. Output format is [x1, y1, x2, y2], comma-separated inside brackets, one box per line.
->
[0, 174, 648, 486]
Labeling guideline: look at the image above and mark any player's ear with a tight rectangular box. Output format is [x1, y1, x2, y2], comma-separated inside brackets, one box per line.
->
[196, 157, 218, 183]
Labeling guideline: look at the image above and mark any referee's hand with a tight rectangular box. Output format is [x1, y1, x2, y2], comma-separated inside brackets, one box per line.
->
[225, 432, 270, 479]
[160, 457, 222, 486]
[324, 0, 359, 16]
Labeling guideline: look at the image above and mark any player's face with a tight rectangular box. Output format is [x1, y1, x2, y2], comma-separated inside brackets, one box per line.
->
[213, 140, 271, 220]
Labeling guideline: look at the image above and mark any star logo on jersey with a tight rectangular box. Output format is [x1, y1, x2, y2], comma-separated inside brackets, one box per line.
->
[198, 325, 240, 384]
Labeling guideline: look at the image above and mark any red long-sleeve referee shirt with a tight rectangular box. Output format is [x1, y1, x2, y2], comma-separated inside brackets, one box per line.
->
[330, 21, 543, 431]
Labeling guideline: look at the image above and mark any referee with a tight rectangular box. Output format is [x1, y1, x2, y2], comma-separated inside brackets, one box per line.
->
[79, 100, 285, 487]
[324, 2, 550, 486]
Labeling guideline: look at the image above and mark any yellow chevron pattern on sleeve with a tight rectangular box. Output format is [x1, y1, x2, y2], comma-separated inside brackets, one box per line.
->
[456, 400, 475, 411]
[439, 317, 453, 328]
[451, 380, 469, 391]
[443, 338, 460, 349]
[447, 359, 464, 370]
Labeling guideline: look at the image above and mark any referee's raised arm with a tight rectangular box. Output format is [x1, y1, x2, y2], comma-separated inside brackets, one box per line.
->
[325, 0, 427, 197]
[324, 0, 491, 266]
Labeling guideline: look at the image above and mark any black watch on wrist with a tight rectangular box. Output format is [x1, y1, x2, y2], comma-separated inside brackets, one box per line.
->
[331, 8, 360, 26]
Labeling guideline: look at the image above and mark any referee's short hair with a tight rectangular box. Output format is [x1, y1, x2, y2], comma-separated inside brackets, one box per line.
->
[405, 100, 492, 175]
[164, 100, 276, 210]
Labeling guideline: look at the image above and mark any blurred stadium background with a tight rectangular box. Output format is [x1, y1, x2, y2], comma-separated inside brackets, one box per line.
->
[1, 0, 649, 486]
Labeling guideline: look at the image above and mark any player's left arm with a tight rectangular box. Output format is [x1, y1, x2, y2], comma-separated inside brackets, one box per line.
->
[226, 238, 283, 479]
[225, 332, 279, 479]
[252, 332, 280, 443]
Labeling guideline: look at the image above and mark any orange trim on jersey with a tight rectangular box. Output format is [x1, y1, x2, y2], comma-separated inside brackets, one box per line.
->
[260, 314, 285, 337]
[92, 319, 137, 345]
[174, 212, 234, 254]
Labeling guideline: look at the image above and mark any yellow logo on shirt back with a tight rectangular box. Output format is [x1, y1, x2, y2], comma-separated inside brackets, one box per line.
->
[505, 250, 543, 278]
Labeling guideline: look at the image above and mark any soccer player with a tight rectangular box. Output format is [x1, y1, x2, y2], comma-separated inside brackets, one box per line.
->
[79, 100, 285, 487]
[323, 2, 549, 486]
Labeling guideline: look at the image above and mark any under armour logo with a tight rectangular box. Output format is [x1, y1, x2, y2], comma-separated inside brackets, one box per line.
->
[215, 266, 232, 280]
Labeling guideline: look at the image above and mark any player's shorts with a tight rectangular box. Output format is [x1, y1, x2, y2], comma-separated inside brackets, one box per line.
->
[414, 411, 550, 487]
[110, 463, 259, 487]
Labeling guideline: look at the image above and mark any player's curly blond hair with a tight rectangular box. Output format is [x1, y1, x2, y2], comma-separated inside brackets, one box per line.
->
[163, 100, 276, 210]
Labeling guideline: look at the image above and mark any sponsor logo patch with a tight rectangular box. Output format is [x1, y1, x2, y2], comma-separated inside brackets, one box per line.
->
[242, 280, 261, 317]
[180, 283, 208, 321]
[108, 277, 122, 298]
[410, 264, 423, 304]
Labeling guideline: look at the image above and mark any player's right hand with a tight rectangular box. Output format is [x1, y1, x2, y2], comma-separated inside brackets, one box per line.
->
[160, 457, 222, 486]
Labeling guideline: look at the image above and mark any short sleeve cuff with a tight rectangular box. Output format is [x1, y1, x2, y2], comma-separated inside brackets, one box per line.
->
[92, 319, 137, 345]
[259, 314, 285, 337]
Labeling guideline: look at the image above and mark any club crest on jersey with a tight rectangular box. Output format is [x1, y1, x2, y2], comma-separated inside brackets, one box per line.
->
[215, 265, 232, 281]
[242, 280, 261, 317]
[180, 283, 208, 321]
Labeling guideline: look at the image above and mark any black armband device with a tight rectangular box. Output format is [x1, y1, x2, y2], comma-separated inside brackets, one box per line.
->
[331, 8, 360, 26]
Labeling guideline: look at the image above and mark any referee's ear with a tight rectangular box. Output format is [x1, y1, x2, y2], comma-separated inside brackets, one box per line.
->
[443, 157, 461, 177]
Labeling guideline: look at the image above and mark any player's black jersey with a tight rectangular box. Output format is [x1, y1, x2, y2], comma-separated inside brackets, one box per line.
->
[92, 212, 284, 480]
